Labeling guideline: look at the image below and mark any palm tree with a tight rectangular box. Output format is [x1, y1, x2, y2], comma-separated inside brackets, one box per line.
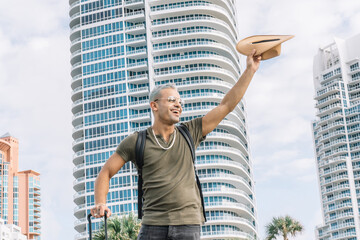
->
[93, 212, 141, 240]
[265, 215, 303, 240]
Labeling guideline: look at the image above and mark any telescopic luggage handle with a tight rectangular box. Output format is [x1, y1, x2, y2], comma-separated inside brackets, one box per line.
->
[87, 211, 108, 240]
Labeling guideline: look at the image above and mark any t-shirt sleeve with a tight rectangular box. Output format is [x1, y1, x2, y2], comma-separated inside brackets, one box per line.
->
[183, 117, 206, 148]
[115, 132, 138, 164]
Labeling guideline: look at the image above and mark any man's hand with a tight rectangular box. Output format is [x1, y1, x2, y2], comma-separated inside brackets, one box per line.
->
[247, 49, 261, 73]
[90, 203, 112, 218]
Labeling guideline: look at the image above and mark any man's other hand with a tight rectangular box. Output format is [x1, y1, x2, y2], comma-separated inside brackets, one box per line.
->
[90, 203, 112, 218]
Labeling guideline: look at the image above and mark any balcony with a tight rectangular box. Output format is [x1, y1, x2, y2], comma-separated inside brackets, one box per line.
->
[321, 138, 348, 153]
[73, 177, 86, 192]
[318, 155, 347, 167]
[323, 184, 350, 194]
[329, 222, 355, 231]
[207, 132, 248, 153]
[153, 53, 238, 76]
[74, 203, 86, 219]
[197, 145, 249, 166]
[322, 165, 348, 178]
[128, 86, 148, 97]
[317, 129, 346, 144]
[73, 162, 85, 179]
[127, 74, 148, 84]
[124, 10, 145, 22]
[125, 23, 145, 34]
[71, 74, 82, 90]
[72, 111, 83, 128]
[152, 40, 238, 67]
[71, 99, 83, 114]
[127, 48, 147, 58]
[69, 11, 80, 30]
[322, 174, 349, 185]
[127, 61, 148, 70]
[317, 111, 344, 127]
[69, 0, 80, 20]
[70, 23, 81, 36]
[152, 28, 236, 55]
[71, 86, 83, 102]
[71, 61, 82, 77]
[202, 186, 254, 207]
[150, 2, 236, 37]
[316, 103, 343, 117]
[124, 0, 144, 8]
[314, 83, 340, 100]
[201, 230, 255, 240]
[128, 99, 149, 110]
[129, 112, 151, 123]
[72, 123, 83, 139]
[72, 136, 84, 148]
[316, 94, 341, 109]
[198, 173, 252, 194]
[205, 215, 256, 232]
[329, 231, 356, 240]
[73, 190, 86, 205]
[154, 67, 236, 83]
[152, 15, 237, 45]
[126, 36, 146, 47]
[326, 211, 353, 222]
[197, 159, 250, 179]
[74, 217, 87, 232]
[74, 232, 88, 240]
[204, 201, 254, 219]
[73, 150, 85, 165]
[175, 78, 232, 90]
[326, 202, 353, 213]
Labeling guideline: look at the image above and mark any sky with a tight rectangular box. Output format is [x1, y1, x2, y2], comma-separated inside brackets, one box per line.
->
[0, 0, 359, 239]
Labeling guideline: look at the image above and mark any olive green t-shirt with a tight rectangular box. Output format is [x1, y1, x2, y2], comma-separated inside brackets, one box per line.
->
[116, 117, 206, 225]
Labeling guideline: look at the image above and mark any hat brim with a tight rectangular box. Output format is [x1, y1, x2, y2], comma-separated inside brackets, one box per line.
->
[236, 35, 294, 60]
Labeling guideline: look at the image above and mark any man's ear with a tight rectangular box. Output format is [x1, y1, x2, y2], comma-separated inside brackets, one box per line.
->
[150, 101, 158, 112]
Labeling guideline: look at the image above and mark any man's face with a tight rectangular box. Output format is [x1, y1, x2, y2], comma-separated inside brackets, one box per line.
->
[152, 88, 183, 124]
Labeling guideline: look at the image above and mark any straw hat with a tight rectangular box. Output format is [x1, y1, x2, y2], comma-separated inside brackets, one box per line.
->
[236, 35, 294, 60]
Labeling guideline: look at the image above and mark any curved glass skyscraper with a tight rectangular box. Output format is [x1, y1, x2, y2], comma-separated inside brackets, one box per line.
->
[70, 0, 258, 239]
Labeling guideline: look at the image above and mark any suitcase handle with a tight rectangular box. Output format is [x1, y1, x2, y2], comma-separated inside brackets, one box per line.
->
[87, 211, 108, 240]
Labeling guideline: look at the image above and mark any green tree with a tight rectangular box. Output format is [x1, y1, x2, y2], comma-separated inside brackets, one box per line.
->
[93, 212, 141, 240]
[265, 215, 303, 240]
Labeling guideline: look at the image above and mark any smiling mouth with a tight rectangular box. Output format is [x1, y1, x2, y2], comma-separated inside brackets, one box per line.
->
[171, 109, 180, 115]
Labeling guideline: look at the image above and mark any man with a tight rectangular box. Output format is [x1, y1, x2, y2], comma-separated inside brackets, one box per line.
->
[91, 50, 261, 239]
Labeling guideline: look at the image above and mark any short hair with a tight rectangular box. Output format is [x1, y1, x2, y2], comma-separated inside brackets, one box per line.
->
[149, 84, 177, 102]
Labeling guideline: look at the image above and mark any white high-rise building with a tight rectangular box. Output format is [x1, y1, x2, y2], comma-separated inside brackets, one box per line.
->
[312, 34, 360, 240]
[70, 0, 258, 239]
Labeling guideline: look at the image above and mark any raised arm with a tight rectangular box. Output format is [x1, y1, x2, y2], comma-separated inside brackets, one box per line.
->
[90, 152, 126, 218]
[202, 50, 261, 136]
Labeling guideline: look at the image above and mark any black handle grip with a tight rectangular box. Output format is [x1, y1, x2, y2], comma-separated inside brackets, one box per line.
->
[87, 211, 108, 240]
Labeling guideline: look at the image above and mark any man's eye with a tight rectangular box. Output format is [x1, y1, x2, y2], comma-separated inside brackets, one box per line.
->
[169, 99, 176, 103]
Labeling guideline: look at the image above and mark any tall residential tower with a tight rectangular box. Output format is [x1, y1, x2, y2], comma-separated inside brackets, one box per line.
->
[0, 133, 41, 240]
[312, 34, 360, 240]
[70, 1, 258, 239]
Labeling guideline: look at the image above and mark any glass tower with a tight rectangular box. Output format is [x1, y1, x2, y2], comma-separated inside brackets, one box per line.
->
[312, 34, 360, 240]
[70, 0, 258, 239]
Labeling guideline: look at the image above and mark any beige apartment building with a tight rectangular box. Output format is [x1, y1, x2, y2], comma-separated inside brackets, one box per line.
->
[0, 133, 41, 240]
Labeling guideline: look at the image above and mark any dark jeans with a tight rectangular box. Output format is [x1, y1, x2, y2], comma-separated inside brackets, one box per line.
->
[137, 224, 201, 240]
